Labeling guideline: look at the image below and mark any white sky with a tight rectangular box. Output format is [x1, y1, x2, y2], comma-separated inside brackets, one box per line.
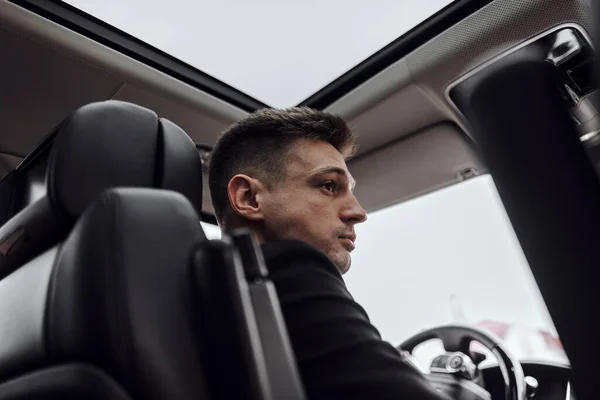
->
[64, 0, 455, 106]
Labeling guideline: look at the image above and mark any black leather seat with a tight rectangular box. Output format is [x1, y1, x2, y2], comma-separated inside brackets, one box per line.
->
[0, 100, 209, 399]
[0, 187, 208, 399]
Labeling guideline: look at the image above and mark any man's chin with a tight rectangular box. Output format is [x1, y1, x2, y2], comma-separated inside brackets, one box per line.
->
[339, 263, 351, 275]
[330, 252, 351, 274]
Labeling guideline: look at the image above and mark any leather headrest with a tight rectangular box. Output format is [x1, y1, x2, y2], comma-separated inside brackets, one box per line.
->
[0, 100, 203, 279]
[46, 100, 203, 220]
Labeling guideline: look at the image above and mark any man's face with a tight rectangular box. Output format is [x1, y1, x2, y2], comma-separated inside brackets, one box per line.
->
[259, 139, 367, 273]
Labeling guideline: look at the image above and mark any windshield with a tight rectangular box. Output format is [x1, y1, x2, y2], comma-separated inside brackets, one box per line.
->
[201, 174, 567, 368]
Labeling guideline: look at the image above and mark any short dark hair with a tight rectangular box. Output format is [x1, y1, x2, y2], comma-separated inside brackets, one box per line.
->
[208, 106, 356, 225]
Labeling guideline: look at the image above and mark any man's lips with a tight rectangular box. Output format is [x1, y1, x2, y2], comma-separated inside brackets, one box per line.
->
[339, 234, 356, 250]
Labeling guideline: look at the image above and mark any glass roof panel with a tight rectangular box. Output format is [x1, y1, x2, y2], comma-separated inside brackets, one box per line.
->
[64, 0, 456, 107]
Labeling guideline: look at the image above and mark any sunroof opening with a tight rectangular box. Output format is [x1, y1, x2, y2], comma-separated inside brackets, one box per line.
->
[64, 0, 457, 108]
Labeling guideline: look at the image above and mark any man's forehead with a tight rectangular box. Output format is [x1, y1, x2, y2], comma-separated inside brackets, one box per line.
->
[287, 139, 348, 169]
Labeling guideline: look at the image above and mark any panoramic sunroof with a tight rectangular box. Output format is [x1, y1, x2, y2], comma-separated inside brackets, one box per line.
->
[64, 0, 456, 108]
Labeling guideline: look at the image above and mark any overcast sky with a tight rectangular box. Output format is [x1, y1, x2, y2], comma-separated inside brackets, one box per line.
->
[65, 0, 455, 106]
[67, 0, 561, 365]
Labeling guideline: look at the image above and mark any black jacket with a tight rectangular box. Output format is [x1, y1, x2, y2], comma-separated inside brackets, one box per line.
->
[262, 240, 449, 400]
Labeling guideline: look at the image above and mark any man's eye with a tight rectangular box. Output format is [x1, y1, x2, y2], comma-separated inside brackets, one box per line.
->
[322, 182, 337, 193]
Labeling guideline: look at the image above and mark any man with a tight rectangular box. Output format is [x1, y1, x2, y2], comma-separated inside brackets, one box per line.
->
[208, 107, 448, 399]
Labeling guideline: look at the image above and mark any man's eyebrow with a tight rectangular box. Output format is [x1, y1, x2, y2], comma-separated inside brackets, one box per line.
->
[310, 166, 356, 191]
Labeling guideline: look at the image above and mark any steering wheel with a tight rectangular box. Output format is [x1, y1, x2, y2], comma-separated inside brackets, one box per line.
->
[398, 323, 526, 400]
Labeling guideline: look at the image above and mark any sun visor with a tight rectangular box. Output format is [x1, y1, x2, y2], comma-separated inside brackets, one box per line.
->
[349, 123, 485, 212]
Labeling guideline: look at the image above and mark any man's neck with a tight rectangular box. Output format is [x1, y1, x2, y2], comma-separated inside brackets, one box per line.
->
[223, 223, 266, 245]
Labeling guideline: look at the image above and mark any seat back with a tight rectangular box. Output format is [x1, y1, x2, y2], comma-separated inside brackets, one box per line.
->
[0, 188, 209, 399]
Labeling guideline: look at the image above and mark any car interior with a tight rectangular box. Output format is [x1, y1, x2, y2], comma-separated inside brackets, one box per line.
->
[0, 0, 598, 399]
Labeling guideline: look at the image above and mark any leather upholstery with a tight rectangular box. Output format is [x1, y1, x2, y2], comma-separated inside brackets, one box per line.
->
[0, 247, 57, 381]
[0, 100, 203, 279]
[50, 188, 208, 399]
[0, 364, 133, 400]
[47, 100, 202, 220]
[0, 188, 209, 399]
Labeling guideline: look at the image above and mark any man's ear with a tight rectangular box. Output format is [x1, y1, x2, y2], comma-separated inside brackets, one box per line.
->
[226, 174, 266, 222]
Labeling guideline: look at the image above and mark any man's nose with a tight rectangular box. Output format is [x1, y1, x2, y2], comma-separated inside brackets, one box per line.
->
[341, 194, 367, 225]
